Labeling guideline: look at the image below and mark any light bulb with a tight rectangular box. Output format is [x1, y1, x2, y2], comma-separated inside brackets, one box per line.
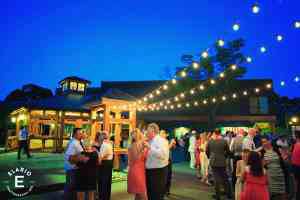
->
[266, 83, 272, 89]
[186, 103, 190, 107]
[163, 84, 168, 90]
[203, 100, 208, 104]
[231, 64, 237, 70]
[295, 77, 299, 82]
[219, 73, 225, 78]
[260, 46, 267, 53]
[233, 23, 240, 31]
[218, 39, 225, 47]
[172, 79, 177, 84]
[192, 62, 199, 69]
[167, 100, 171, 104]
[295, 21, 300, 29]
[175, 96, 179, 101]
[194, 101, 199, 106]
[246, 56, 252, 63]
[190, 89, 195, 94]
[255, 88, 260, 93]
[252, 4, 260, 14]
[212, 98, 216, 103]
[181, 71, 187, 77]
[222, 96, 227, 101]
[243, 91, 248, 96]
[276, 34, 283, 42]
[280, 81, 285, 86]
[156, 90, 161, 95]
[210, 79, 216, 85]
[149, 94, 154, 98]
[201, 51, 209, 58]
[143, 97, 148, 102]
[180, 93, 185, 98]
[232, 93, 237, 98]
[199, 85, 205, 90]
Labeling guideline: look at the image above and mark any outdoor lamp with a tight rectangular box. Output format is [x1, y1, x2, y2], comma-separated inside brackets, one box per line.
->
[291, 117, 299, 123]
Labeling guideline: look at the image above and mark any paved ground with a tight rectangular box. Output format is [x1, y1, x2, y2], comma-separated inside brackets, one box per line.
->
[0, 152, 214, 200]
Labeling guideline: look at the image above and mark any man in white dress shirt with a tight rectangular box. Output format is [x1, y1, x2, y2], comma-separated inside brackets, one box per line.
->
[145, 123, 169, 200]
[64, 128, 89, 200]
[97, 131, 114, 200]
[188, 130, 196, 169]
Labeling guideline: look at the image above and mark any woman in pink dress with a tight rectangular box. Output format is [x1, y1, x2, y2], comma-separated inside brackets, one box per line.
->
[127, 129, 148, 200]
[240, 151, 269, 200]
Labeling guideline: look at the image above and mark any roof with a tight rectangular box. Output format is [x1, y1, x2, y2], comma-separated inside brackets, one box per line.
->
[59, 76, 91, 85]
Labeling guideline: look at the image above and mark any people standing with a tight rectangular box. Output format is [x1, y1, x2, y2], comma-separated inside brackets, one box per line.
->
[206, 129, 232, 200]
[64, 128, 90, 200]
[200, 133, 209, 185]
[17, 126, 31, 160]
[194, 133, 202, 178]
[291, 130, 300, 200]
[188, 130, 197, 169]
[145, 123, 169, 200]
[127, 129, 148, 200]
[230, 129, 245, 187]
[160, 130, 176, 196]
[97, 131, 114, 200]
[261, 137, 286, 200]
[242, 128, 256, 151]
[235, 149, 250, 200]
[240, 151, 269, 200]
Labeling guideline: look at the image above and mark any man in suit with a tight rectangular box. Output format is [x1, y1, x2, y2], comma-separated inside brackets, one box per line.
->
[206, 129, 232, 200]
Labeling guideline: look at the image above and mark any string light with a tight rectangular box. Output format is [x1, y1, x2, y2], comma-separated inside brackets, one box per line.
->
[156, 90, 161, 95]
[260, 46, 267, 53]
[280, 81, 285, 86]
[232, 23, 240, 31]
[295, 21, 300, 29]
[167, 100, 171, 104]
[159, 102, 164, 106]
[140, 83, 272, 112]
[138, 100, 142, 104]
[219, 72, 225, 78]
[210, 79, 216, 85]
[199, 85, 205, 90]
[276, 34, 283, 42]
[174, 96, 179, 101]
[295, 77, 299, 82]
[190, 89, 195, 95]
[218, 39, 225, 47]
[180, 93, 185, 98]
[143, 97, 148, 102]
[163, 85, 168, 90]
[252, 4, 260, 14]
[246, 56, 252, 63]
[192, 62, 199, 69]
[149, 94, 154, 99]
[201, 51, 209, 58]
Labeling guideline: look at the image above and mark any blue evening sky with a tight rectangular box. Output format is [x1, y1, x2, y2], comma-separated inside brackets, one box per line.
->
[0, 0, 299, 99]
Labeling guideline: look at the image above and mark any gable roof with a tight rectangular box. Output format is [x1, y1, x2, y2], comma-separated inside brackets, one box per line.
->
[59, 76, 91, 85]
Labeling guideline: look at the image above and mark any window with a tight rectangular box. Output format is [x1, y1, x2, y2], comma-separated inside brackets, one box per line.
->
[250, 97, 259, 114]
[78, 83, 85, 92]
[62, 82, 68, 91]
[70, 81, 77, 91]
[121, 111, 130, 119]
[259, 97, 269, 114]
[249, 97, 269, 114]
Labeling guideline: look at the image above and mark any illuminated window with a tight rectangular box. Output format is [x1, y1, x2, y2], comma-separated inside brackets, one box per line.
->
[70, 82, 77, 91]
[62, 82, 68, 91]
[78, 83, 85, 92]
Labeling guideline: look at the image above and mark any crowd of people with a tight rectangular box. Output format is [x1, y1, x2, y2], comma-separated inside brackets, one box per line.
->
[63, 123, 175, 200]
[63, 124, 300, 200]
[186, 128, 300, 200]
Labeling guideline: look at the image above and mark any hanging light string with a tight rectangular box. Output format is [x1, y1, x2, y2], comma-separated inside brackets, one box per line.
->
[137, 38, 233, 104]
[142, 63, 241, 108]
[138, 82, 273, 112]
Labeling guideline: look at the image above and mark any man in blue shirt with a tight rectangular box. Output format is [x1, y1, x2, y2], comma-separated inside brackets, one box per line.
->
[17, 126, 31, 160]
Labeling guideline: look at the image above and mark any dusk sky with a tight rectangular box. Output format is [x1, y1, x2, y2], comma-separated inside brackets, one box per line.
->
[0, 0, 299, 100]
